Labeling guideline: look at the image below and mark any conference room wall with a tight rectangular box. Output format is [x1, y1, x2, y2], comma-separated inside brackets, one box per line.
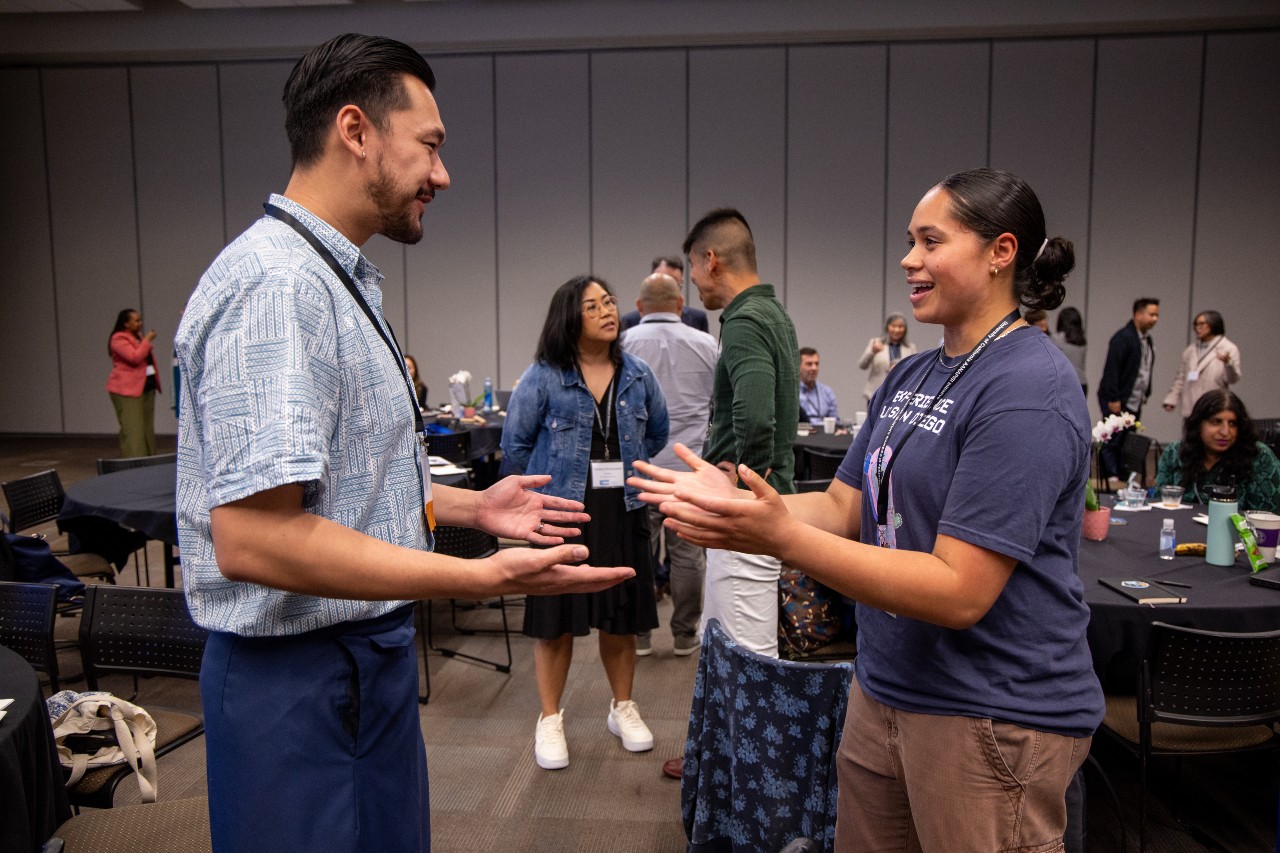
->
[2, 31, 1278, 442]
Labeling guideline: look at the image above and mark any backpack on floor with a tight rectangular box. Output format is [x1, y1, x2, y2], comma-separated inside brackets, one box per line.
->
[47, 690, 159, 802]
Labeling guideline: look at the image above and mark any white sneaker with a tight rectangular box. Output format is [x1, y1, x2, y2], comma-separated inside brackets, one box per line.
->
[535, 710, 569, 770]
[606, 699, 654, 752]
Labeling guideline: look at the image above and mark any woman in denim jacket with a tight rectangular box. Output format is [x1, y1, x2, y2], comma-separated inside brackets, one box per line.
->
[501, 275, 669, 772]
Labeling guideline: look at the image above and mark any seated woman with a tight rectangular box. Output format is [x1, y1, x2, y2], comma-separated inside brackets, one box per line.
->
[1156, 389, 1280, 512]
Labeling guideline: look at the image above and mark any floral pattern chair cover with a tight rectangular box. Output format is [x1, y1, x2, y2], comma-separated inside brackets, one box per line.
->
[682, 618, 854, 852]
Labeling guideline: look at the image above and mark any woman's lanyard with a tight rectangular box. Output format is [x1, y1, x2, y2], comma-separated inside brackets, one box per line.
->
[589, 371, 617, 461]
[1192, 336, 1223, 374]
[873, 308, 1021, 546]
[888, 342, 902, 364]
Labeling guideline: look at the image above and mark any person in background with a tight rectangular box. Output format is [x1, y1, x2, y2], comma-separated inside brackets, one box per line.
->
[621, 271, 718, 657]
[798, 346, 839, 425]
[1155, 389, 1279, 512]
[502, 275, 669, 771]
[1052, 306, 1088, 396]
[1024, 308, 1049, 333]
[1162, 310, 1241, 418]
[619, 256, 710, 332]
[404, 354, 428, 408]
[859, 313, 916, 405]
[634, 168, 1100, 852]
[106, 308, 160, 458]
[1097, 297, 1160, 490]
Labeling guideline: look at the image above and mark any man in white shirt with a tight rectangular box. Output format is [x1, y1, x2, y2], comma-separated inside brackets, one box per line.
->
[621, 272, 718, 656]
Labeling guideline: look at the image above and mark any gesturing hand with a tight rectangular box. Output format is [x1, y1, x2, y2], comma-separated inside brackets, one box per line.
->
[472, 475, 589, 544]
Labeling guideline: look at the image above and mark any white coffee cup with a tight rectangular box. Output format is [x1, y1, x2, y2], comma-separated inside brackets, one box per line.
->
[822, 416, 837, 435]
[1246, 511, 1280, 563]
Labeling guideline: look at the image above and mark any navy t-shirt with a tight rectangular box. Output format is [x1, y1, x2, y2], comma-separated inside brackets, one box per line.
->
[836, 327, 1104, 737]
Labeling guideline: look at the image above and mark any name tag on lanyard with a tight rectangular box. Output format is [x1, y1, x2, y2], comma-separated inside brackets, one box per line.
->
[416, 434, 436, 531]
[591, 460, 626, 489]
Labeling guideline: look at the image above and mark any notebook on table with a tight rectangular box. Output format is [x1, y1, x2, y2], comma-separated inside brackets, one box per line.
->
[1099, 577, 1188, 605]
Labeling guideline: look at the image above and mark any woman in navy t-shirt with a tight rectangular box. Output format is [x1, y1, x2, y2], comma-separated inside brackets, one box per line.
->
[632, 168, 1103, 852]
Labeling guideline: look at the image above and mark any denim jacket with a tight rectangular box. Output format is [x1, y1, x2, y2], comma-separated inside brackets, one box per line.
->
[500, 353, 669, 511]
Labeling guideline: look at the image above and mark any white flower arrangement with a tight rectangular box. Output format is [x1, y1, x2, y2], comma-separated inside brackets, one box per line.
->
[1090, 411, 1137, 445]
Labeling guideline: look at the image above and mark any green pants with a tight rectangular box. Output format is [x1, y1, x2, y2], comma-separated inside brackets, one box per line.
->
[109, 390, 156, 458]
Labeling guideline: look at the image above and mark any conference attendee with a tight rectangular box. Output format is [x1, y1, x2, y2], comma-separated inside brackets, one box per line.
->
[174, 35, 631, 852]
[621, 271, 717, 657]
[501, 275, 668, 771]
[858, 313, 916, 404]
[1161, 310, 1242, 418]
[1024, 308, 1049, 333]
[1155, 389, 1279, 512]
[106, 308, 160, 458]
[1097, 297, 1159, 489]
[619, 256, 709, 332]
[1052, 306, 1088, 395]
[403, 354, 428, 409]
[798, 347, 839, 425]
[634, 168, 1101, 852]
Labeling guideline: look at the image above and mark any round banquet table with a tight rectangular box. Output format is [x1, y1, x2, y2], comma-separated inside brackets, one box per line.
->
[0, 644, 71, 853]
[1078, 504, 1280, 692]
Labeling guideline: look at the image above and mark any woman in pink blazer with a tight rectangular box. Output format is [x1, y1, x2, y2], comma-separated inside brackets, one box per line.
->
[106, 308, 160, 457]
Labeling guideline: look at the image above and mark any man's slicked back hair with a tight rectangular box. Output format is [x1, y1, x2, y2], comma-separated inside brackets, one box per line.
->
[682, 208, 757, 273]
[284, 33, 436, 170]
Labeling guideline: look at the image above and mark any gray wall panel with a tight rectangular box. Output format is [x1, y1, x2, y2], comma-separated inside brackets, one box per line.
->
[590, 49, 688, 306]
[0, 69, 61, 433]
[495, 53, 591, 384]
[990, 39, 1095, 325]
[1089, 35, 1202, 439]
[1193, 31, 1280, 419]
[407, 55, 497, 399]
[786, 44, 888, 414]
[885, 42, 990, 282]
[219, 61, 293, 242]
[130, 64, 225, 437]
[43, 67, 139, 435]
[688, 46, 787, 313]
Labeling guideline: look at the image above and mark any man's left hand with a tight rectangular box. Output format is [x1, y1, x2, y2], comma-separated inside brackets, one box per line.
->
[472, 475, 588, 544]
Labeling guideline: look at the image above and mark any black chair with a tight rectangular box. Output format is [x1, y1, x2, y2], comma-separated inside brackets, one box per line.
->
[1097, 621, 1280, 851]
[95, 454, 177, 475]
[1119, 431, 1156, 487]
[48, 795, 211, 852]
[418, 525, 512, 704]
[802, 448, 845, 481]
[1254, 417, 1280, 457]
[2, 470, 116, 583]
[69, 585, 208, 809]
[0, 580, 61, 694]
[427, 430, 472, 465]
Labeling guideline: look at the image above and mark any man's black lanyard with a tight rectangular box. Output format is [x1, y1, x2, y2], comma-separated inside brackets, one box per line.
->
[263, 203, 424, 438]
[873, 308, 1021, 544]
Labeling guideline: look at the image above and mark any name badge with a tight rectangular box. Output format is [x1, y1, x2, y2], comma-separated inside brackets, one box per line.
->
[416, 437, 436, 531]
[1186, 369, 1200, 383]
[591, 460, 626, 489]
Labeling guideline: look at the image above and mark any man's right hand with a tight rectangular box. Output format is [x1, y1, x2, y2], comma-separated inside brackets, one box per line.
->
[485, 544, 633, 595]
[1107, 401, 1122, 414]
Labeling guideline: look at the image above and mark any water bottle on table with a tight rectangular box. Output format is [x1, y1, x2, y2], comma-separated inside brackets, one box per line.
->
[1206, 482, 1239, 566]
[483, 377, 494, 412]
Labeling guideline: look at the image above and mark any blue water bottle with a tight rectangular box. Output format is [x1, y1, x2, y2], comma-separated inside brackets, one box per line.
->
[483, 377, 494, 412]
[1206, 482, 1238, 566]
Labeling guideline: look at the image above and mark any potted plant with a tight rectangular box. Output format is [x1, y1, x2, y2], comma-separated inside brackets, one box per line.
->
[1081, 478, 1111, 541]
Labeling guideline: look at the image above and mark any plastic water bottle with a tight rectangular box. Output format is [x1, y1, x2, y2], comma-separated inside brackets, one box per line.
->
[483, 377, 494, 412]
[1206, 482, 1239, 566]
[1159, 518, 1176, 560]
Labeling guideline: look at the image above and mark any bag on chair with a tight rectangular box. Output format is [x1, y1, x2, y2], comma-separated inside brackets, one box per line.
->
[47, 690, 159, 802]
[2, 532, 86, 601]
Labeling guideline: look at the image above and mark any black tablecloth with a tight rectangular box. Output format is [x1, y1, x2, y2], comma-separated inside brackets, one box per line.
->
[1078, 506, 1280, 691]
[0, 644, 70, 853]
[793, 432, 855, 479]
[60, 463, 178, 546]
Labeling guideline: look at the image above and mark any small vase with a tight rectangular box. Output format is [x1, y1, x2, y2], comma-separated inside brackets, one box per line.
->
[1081, 507, 1111, 542]
[463, 406, 476, 418]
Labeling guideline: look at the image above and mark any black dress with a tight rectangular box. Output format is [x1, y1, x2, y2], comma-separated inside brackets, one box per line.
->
[522, 371, 659, 639]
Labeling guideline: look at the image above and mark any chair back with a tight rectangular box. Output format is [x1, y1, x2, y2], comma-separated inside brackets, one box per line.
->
[432, 525, 499, 560]
[0, 580, 60, 691]
[1254, 417, 1280, 457]
[429, 431, 473, 464]
[683, 618, 854, 852]
[1143, 621, 1280, 728]
[79, 585, 208, 691]
[1120, 432, 1155, 486]
[2, 469, 66, 533]
[96, 453, 178, 475]
[803, 448, 845, 481]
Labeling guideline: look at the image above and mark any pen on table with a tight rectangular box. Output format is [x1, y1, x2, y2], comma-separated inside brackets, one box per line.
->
[1145, 578, 1192, 588]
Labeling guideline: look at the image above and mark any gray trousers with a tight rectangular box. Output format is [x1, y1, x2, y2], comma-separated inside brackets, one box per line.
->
[642, 504, 705, 641]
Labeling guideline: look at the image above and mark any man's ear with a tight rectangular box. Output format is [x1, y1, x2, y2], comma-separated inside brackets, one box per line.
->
[675, 294, 685, 313]
[335, 104, 371, 161]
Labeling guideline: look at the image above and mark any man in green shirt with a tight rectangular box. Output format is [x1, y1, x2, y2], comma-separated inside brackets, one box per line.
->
[682, 208, 799, 658]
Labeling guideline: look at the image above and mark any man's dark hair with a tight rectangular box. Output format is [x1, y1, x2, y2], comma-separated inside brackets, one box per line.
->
[651, 256, 684, 273]
[1133, 297, 1159, 314]
[682, 208, 757, 272]
[284, 33, 436, 169]
[799, 347, 818, 358]
[535, 276, 621, 371]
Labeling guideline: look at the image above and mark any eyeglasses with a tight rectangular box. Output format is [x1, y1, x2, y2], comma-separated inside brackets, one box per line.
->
[581, 296, 618, 318]
[1193, 320, 1210, 327]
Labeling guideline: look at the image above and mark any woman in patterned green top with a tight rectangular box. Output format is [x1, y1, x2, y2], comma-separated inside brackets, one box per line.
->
[1156, 389, 1280, 512]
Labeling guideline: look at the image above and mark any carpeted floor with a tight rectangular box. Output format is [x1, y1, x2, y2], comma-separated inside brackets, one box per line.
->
[4, 434, 1278, 852]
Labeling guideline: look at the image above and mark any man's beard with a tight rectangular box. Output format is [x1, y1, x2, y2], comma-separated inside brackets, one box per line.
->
[367, 159, 424, 245]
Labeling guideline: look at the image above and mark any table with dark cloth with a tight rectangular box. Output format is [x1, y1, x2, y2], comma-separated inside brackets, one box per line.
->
[0, 643, 71, 853]
[793, 430, 855, 479]
[433, 412, 505, 488]
[1079, 506, 1280, 692]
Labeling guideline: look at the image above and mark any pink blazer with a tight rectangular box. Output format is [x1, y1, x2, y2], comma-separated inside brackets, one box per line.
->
[106, 331, 160, 397]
